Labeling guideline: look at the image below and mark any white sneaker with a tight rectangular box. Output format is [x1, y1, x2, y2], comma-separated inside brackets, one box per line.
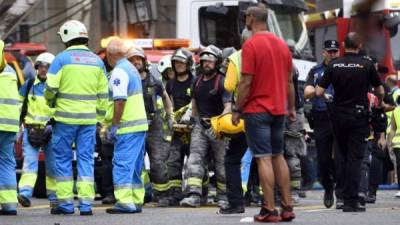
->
[395, 191, 400, 198]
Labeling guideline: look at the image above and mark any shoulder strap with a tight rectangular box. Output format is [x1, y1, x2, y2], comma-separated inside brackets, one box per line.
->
[20, 78, 35, 123]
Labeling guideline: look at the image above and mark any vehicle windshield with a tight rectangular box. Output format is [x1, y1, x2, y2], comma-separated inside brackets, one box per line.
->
[391, 24, 400, 70]
[273, 10, 313, 58]
[199, 6, 241, 49]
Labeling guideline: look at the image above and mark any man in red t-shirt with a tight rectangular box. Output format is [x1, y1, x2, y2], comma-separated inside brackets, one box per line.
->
[232, 5, 296, 222]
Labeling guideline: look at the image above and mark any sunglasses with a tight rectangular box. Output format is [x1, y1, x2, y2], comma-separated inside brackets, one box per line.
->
[327, 50, 338, 54]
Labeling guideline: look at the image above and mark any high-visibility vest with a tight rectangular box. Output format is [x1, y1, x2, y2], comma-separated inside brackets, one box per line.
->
[20, 77, 54, 126]
[45, 45, 109, 125]
[0, 65, 20, 132]
[391, 107, 400, 148]
[386, 88, 400, 134]
[228, 50, 242, 100]
[105, 58, 148, 134]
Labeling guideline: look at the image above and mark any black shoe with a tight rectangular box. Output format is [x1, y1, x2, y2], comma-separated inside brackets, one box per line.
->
[342, 204, 366, 212]
[50, 208, 74, 215]
[80, 210, 93, 216]
[102, 194, 116, 205]
[336, 198, 344, 209]
[0, 210, 17, 216]
[323, 189, 334, 208]
[365, 195, 376, 204]
[157, 197, 171, 207]
[217, 205, 245, 214]
[17, 195, 31, 207]
[105, 208, 142, 214]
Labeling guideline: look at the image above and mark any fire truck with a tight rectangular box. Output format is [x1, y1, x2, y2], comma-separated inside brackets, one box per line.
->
[306, 0, 400, 77]
[176, 0, 316, 81]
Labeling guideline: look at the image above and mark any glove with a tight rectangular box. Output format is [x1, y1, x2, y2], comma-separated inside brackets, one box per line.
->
[44, 125, 52, 133]
[166, 113, 174, 131]
[107, 125, 118, 141]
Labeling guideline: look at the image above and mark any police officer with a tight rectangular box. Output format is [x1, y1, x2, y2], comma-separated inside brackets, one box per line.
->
[180, 45, 232, 208]
[304, 40, 343, 209]
[45, 20, 109, 215]
[105, 38, 149, 214]
[0, 40, 19, 216]
[17, 52, 57, 208]
[316, 32, 384, 212]
[126, 46, 174, 207]
[165, 48, 195, 206]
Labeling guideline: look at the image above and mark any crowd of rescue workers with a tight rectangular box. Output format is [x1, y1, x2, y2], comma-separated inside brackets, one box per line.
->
[1, 5, 400, 223]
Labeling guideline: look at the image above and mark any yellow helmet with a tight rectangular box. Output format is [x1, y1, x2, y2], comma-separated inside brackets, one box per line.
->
[211, 113, 244, 139]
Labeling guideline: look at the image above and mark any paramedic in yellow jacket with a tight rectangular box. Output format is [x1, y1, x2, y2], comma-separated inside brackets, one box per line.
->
[45, 20, 109, 215]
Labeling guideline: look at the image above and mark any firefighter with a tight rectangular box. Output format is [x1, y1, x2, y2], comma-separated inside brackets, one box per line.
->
[158, 54, 175, 84]
[165, 48, 196, 206]
[45, 20, 109, 215]
[104, 38, 149, 214]
[17, 52, 57, 208]
[0, 40, 20, 216]
[126, 46, 174, 206]
[180, 45, 232, 208]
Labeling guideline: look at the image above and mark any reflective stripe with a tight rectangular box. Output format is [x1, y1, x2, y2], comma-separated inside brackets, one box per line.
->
[132, 183, 144, 190]
[55, 111, 96, 119]
[114, 184, 133, 190]
[45, 83, 58, 94]
[77, 176, 94, 182]
[55, 176, 73, 182]
[169, 179, 182, 188]
[96, 109, 106, 116]
[26, 112, 50, 122]
[58, 93, 97, 101]
[0, 118, 19, 126]
[0, 98, 20, 105]
[216, 182, 226, 190]
[187, 178, 202, 187]
[152, 182, 170, 192]
[119, 119, 148, 129]
[0, 203, 18, 210]
[58, 198, 74, 204]
[0, 185, 17, 190]
[97, 93, 109, 99]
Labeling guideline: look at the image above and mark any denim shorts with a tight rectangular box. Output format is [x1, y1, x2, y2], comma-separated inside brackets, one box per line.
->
[243, 112, 285, 157]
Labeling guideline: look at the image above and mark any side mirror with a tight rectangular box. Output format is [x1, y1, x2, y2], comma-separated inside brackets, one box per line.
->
[383, 14, 400, 37]
[206, 3, 229, 15]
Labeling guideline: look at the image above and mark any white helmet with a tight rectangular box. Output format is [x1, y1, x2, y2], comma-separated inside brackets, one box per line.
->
[126, 45, 146, 59]
[58, 20, 88, 43]
[157, 55, 172, 74]
[35, 52, 55, 69]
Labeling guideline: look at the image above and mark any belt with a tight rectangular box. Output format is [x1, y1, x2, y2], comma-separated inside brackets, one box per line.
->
[25, 124, 45, 129]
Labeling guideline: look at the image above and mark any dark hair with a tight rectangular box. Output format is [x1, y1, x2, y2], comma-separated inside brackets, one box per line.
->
[344, 32, 361, 49]
[66, 37, 89, 47]
[246, 6, 268, 23]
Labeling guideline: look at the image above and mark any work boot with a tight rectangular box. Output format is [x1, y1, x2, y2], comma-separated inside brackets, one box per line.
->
[217, 204, 245, 214]
[102, 194, 116, 205]
[49, 200, 58, 210]
[180, 194, 201, 208]
[336, 198, 344, 210]
[342, 203, 366, 213]
[365, 194, 376, 204]
[17, 195, 31, 207]
[157, 197, 171, 207]
[0, 210, 17, 216]
[323, 189, 334, 208]
[358, 193, 366, 211]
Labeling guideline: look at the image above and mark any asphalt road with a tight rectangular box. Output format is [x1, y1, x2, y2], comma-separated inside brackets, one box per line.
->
[1, 190, 400, 225]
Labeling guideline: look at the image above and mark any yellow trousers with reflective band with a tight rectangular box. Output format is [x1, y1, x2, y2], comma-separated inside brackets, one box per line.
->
[0, 131, 18, 211]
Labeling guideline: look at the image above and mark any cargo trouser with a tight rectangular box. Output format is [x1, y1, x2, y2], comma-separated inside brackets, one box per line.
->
[0, 132, 18, 212]
[51, 122, 96, 213]
[186, 123, 226, 198]
[146, 114, 169, 197]
[167, 131, 190, 197]
[18, 129, 57, 202]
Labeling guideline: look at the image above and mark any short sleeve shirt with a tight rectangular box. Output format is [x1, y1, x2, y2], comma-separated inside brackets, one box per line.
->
[241, 32, 292, 115]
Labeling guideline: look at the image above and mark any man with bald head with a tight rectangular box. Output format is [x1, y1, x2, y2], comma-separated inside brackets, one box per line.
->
[316, 32, 385, 212]
[105, 38, 149, 214]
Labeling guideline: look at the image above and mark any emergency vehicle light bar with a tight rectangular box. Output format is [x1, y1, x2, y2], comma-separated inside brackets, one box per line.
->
[100, 36, 190, 49]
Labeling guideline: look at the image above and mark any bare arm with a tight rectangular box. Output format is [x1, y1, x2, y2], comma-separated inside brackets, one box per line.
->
[235, 74, 253, 111]
[112, 100, 126, 126]
[161, 90, 173, 115]
[191, 98, 198, 118]
[222, 102, 232, 114]
[304, 85, 316, 100]
[374, 85, 385, 107]
[315, 85, 326, 97]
